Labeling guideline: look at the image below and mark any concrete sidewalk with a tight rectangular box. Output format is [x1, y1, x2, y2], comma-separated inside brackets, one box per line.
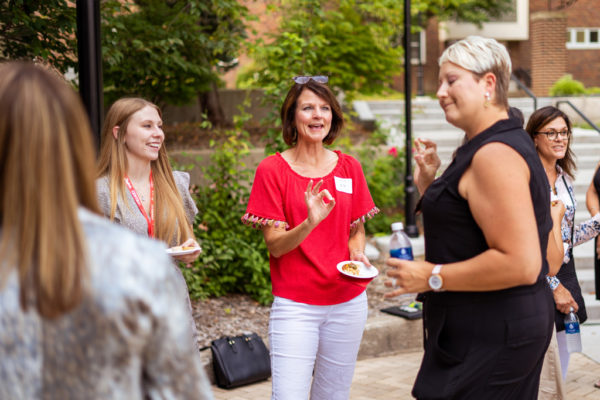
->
[211, 350, 600, 399]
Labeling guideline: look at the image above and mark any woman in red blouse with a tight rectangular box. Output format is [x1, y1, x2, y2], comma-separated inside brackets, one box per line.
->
[243, 76, 379, 399]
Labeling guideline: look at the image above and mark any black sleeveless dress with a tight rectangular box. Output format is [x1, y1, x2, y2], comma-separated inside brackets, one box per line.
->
[594, 166, 600, 301]
[413, 117, 554, 400]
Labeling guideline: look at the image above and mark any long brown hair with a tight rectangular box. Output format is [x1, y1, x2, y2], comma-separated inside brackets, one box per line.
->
[525, 106, 576, 179]
[96, 98, 193, 244]
[0, 62, 100, 318]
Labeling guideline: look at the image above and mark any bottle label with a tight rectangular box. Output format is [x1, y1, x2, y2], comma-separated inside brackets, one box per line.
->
[390, 247, 414, 260]
[565, 322, 580, 335]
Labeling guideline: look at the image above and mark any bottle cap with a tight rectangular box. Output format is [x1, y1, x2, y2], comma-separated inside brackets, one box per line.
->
[391, 222, 404, 232]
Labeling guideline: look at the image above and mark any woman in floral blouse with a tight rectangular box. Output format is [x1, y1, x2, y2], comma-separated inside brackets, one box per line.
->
[527, 106, 600, 379]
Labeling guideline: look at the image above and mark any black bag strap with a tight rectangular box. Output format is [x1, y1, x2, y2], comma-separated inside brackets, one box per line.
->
[561, 175, 575, 253]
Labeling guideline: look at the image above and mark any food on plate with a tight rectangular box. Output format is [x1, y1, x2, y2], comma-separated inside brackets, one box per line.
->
[170, 245, 196, 252]
[341, 262, 360, 276]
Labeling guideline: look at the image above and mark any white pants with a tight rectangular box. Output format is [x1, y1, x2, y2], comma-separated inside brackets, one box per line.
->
[556, 330, 571, 380]
[269, 292, 368, 400]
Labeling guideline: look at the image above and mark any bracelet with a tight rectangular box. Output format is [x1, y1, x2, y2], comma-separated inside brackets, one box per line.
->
[546, 275, 560, 291]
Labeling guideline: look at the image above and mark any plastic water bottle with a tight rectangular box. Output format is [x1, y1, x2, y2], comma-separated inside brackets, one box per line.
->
[564, 307, 582, 353]
[389, 222, 413, 260]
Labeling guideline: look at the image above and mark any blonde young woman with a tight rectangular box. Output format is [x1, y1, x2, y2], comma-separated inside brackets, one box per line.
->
[0, 62, 212, 398]
[96, 98, 202, 342]
[386, 36, 556, 398]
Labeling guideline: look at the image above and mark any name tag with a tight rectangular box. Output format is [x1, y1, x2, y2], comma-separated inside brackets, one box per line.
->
[334, 176, 352, 194]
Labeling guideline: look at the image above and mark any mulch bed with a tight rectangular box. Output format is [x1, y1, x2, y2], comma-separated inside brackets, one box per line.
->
[191, 258, 411, 349]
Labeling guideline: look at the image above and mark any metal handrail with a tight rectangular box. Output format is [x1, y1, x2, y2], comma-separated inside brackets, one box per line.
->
[510, 73, 537, 110]
[556, 100, 600, 134]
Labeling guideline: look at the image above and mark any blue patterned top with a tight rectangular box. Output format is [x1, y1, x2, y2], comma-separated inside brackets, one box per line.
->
[555, 166, 600, 263]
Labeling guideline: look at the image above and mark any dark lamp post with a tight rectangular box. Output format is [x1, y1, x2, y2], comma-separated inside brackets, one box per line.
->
[76, 0, 103, 150]
[403, 0, 419, 238]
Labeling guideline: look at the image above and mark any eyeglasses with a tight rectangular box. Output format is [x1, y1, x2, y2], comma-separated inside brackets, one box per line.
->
[292, 75, 329, 84]
[536, 130, 571, 140]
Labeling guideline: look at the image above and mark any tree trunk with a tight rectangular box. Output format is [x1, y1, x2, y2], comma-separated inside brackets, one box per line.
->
[199, 81, 226, 128]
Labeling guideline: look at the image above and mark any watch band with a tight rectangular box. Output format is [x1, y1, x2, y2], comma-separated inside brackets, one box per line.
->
[546, 275, 560, 291]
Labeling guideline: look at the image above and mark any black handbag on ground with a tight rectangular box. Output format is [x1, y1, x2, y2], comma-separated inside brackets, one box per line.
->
[210, 332, 271, 389]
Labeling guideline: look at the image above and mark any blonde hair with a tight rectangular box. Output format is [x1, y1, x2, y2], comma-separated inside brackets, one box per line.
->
[96, 98, 193, 244]
[439, 36, 512, 110]
[0, 62, 100, 318]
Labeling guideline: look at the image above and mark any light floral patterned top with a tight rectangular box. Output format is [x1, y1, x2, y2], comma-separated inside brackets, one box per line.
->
[0, 209, 213, 399]
[555, 165, 600, 263]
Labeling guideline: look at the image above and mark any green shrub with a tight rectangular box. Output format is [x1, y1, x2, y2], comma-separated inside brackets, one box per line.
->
[182, 104, 273, 305]
[549, 74, 586, 96]
[340, 125, 406, 235]
[586, 86, 600, 95]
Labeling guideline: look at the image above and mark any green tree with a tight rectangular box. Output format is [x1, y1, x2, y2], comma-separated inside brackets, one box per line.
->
[0, 0, 77, 73]
[101, 0, 248, 120]
[238, 0, 513, 153]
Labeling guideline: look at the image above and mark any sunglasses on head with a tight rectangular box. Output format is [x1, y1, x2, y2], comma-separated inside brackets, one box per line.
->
[292, 75, 329, 84]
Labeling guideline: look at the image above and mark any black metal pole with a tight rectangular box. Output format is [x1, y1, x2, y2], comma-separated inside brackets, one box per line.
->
[403, 0, 418, 238]
[76, 0, 103, 150]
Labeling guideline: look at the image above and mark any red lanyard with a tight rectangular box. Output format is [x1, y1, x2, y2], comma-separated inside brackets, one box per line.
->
[124, 171, 155, 238]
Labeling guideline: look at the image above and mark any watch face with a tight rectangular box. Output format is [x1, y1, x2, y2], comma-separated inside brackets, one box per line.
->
[429, 275, 443, 290]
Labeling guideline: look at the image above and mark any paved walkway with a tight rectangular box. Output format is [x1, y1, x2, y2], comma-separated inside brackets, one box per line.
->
[211, 350, 600, 399]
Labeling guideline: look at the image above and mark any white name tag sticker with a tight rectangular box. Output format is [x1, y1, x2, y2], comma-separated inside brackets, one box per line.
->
[334, 176, 353, 194]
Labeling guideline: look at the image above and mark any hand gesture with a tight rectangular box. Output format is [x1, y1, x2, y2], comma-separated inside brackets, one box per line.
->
[384, 258, 433, 297]
[553, 284, 578, 314]
[414, 138, 441, 195]
[305, 180, 335, 227]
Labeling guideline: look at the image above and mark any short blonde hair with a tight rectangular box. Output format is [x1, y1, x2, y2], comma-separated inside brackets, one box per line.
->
[439, 36, 511, 110]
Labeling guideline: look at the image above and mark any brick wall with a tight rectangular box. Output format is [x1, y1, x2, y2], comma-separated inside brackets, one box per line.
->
[530, 11, 567, 96]
[565, 0, 600, 87]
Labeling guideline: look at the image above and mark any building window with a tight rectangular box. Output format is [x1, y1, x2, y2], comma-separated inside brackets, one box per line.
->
[567, 28, 600, 49]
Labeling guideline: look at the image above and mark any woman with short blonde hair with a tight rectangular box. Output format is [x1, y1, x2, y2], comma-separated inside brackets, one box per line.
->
[388, 36, 554, 398]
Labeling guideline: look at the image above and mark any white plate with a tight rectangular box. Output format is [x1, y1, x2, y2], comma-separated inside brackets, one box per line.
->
[336, 261, 379, 279]
[166, 247, 200, 256]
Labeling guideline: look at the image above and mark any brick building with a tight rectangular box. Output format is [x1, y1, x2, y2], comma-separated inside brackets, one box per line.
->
[417, 0, 600, 96]
[224, 0, 599, 97]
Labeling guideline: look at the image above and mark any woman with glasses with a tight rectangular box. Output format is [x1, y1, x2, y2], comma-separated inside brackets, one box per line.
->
[242, 75, 378, 399]
[386, 36, 555, 398]
[526, 106, 600, 381]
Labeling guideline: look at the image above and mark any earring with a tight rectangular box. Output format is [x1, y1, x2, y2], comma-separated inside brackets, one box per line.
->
[484, 92, 491, 108]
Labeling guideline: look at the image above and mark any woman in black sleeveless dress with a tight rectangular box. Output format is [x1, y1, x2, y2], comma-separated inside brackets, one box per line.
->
[385, 36, 555, 399]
